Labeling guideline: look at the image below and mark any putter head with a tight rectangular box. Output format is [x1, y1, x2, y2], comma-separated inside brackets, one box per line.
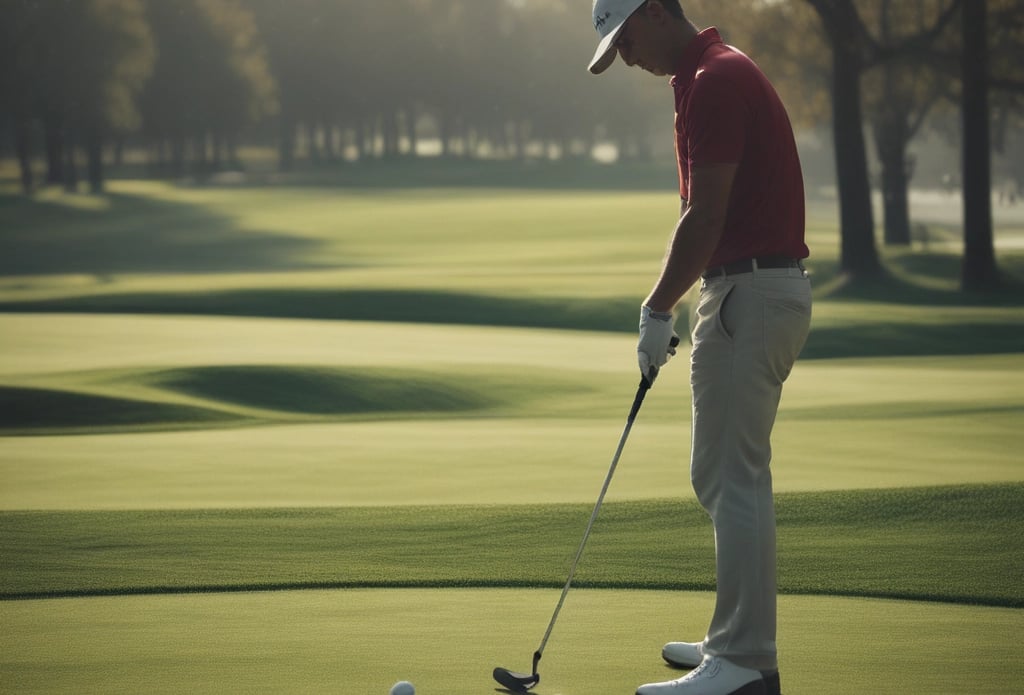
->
[492, 666, 539, 693]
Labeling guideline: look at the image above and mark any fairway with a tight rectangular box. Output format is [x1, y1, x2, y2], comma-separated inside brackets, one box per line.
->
[1, 180, 1023, 694]
[1, 315, 1021, 509]
[2, 589, 1022, 694]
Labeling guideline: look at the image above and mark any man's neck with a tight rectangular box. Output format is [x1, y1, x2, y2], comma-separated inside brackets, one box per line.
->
[672, 21, 701, 67]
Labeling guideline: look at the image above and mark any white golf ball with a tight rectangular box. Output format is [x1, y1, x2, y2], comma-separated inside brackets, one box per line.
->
[389, 681, 415, 695]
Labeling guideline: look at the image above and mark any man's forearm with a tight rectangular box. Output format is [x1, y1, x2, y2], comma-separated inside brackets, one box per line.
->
[643, 204, 723, 313]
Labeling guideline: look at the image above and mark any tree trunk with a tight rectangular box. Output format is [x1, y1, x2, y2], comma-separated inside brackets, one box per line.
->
[513, 121, 526, 161]
[15, 117, 34, 194]
[63, 126, 78, 192]
[277, 108, 296, 172]
[212, 132, 223, 170]
[382, 110, 399, 158]
[874, 115, 912, 245]
[874, 58, 913, 246]
[305, 122, 320, 163]
[171, 135, 185, 178]
[327, 124, 340, 161]
[830, 44, 881, 276]
[879, 154, 912, 246]
[86, 126, 104, 194]
[44, 115, 64, 185]
[438, 110, 452, 158]
[350, 119, 365, 161]
[960, 0, 999, 291]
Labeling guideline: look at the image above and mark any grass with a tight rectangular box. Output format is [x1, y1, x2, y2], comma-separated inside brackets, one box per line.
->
[1, 484, 1021, 606]
[1, 171, 1022, 693]
[3, 589, 1021, 695]
[1, 316, 1020, 508]
[2, 288, 1023, 359]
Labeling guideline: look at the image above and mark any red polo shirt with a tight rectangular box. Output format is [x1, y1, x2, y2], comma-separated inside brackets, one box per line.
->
[672, 28, 808, 267]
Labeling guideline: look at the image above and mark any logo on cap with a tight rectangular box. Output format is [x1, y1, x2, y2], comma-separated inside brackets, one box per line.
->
[594, 10, 611, 30]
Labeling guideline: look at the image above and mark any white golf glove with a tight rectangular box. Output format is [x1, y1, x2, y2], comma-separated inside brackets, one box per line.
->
[638, 305, 679, 385]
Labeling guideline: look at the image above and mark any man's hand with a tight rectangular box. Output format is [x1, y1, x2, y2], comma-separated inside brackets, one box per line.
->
[638, 305, 679, 385]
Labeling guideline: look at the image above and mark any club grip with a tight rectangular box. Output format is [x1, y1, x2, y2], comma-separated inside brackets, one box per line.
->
[629, 381, 648, 422]
[640, 334, 681, 391]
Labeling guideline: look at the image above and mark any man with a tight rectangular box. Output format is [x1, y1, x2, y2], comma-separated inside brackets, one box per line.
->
[588, 2, 812, 694]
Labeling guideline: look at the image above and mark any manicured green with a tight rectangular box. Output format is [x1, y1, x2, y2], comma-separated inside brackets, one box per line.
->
[2, 484, 1021, 607]
[1, 312, 1022, 508]
[2, 589, 1021, 694]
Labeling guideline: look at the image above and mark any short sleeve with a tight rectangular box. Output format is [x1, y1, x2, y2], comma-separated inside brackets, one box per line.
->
[684, 73, 748, 167]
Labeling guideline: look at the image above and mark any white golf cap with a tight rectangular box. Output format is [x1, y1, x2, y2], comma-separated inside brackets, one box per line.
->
[588, 0, 647, 74]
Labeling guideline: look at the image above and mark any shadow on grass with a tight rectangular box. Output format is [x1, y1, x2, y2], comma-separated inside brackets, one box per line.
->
[3, 284, 1022, 359]
[0, 367, 589, 434]
[0, 368, 490, 433]
[801, 321, 1024, 359]
[0, 385, 234, 433]
[149, 365, 494, 415]
[815, 252, 1024, 307]
[0, 189, 326, 276]
[0, 288, 639, 333]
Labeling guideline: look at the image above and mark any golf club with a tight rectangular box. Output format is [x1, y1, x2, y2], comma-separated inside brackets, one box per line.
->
[493, 342, 676, 693]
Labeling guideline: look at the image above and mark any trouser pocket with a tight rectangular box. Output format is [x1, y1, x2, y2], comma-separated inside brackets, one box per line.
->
[763, 290, 812, 382]
[692, 282, 737, 348]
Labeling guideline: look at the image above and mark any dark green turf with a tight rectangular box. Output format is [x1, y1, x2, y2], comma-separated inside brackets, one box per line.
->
[2, 483, 1020, 606]
[0, 385, 237, 431]
[0, 289, 637, 334]
[149, 365, 496, 415]
[0, 365, 595, 434]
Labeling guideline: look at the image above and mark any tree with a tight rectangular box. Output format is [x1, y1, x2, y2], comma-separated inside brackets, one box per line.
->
[1, 0, 154, 193]
[139, 0, 275, 177]
[803, 0, 961, 276]
[805, 0, 881, 277]
[0, 1, 37, 193]
[960, 0, 999, 290]
[72, 0, 155, 193]
[865, 1, 950, 246]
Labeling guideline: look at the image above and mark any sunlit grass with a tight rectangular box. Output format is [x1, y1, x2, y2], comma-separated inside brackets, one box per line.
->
[1, 312, 1021, 509]
[2, 589, 1021, 694]
[3, 180, 1019, 304]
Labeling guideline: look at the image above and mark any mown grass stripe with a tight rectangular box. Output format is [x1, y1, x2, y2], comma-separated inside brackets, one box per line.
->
[2, 484, 1020, 607]
[2, 290, 1022, 359]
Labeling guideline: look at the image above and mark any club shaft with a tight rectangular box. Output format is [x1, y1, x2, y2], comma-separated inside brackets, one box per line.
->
[535, 381, 648, 659]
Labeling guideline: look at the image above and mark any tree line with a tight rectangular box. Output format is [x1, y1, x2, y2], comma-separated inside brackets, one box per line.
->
[2, 0, 1022, 290]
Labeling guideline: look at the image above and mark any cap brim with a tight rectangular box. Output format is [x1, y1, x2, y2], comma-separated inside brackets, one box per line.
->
[588, 19, 627, 74]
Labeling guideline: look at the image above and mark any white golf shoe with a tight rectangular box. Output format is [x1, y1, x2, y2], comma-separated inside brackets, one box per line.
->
[662, 641, 704, 669]
[636, 655, 766, 695]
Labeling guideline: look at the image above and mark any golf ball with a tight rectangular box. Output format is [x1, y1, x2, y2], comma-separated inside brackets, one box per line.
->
[389, 681, 415, 695]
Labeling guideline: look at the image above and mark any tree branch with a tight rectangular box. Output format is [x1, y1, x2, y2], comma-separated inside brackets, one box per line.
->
[868, 0, 963, 67]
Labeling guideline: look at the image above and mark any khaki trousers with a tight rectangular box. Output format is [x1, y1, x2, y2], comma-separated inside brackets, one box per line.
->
[689, 264, 812, 672]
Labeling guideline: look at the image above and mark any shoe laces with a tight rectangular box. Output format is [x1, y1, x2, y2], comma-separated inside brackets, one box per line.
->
[680, 657, 720, 683]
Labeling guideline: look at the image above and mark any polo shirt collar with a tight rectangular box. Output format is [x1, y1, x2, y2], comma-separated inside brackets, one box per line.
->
[670, 27, 723, 90]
